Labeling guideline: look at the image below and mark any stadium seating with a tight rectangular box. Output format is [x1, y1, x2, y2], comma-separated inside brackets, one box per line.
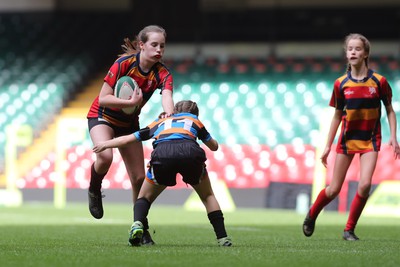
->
[1, 12, 400, 193]
[6, 54, 400, 189]
[0, 12, 132, 174]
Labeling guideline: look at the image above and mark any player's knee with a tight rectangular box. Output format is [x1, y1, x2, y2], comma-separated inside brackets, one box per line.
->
[326, 187, 340, 199]
[96, 152, 113, 167]
[358, 182, 371, 196]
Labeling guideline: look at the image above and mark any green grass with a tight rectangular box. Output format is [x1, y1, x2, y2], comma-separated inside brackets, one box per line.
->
[1, 203, 399, 267]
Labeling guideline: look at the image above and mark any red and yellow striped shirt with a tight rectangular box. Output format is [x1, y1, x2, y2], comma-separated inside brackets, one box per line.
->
[329, 69, 392, 154]
[87, 52, 173, 128]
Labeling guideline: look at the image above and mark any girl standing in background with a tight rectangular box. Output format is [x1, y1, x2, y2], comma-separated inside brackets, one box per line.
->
[303, 33, 400, 241]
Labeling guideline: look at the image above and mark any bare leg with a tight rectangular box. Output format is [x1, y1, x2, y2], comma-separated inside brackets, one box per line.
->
[304, 153, 354, 237]
[192, 172, 230, 243]
[119, 142, 146, 203]
[89, 124, 115, 182]
[138, 179, 167, 203]
[325, 153, 354, 198]
[191, 172, 221, 213]
[87, 124, 114, 219]
[344, 152, 377, 234]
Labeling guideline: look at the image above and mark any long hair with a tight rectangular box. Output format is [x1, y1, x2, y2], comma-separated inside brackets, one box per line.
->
[343, 33, 371, 72]
[174, 100, 199, 116]
[120, 25, 167, 56]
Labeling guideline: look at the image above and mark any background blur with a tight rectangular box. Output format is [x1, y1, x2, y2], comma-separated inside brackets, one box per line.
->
[1, 0, 400, 213]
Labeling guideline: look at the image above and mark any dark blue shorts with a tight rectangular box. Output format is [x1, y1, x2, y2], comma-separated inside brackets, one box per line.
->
[146, 140, 207, 186]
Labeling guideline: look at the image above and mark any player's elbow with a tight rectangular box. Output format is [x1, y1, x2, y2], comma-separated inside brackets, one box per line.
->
[208, 139, 219, 151]
[210, 145, 218, 151]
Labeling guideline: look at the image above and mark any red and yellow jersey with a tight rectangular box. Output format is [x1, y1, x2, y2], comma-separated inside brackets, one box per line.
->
[87, 52, 173, 128]
[329, 69, 392, 154]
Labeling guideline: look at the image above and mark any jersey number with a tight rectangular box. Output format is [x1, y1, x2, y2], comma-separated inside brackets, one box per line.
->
[161, 118, 193, 131]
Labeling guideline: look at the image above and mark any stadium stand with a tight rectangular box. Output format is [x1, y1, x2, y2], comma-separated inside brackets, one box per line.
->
[0, 12, 133, 176]
[1, 6, 400, 209]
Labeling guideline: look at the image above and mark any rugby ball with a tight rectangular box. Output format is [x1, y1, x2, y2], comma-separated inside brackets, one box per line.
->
[114, 76, 139, 114]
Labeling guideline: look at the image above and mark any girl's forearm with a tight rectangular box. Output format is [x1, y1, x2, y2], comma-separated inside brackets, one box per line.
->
[388, 113, 397, 139]
[161, 90, 174, 114]
[386, 105, 398, 139]
[107, 135, 137, 149]
[325, 111, 341, 148]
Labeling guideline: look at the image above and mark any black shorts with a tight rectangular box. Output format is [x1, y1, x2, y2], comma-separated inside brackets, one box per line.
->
[146, 140, 207, 186]
[88, 118, 139, 137]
